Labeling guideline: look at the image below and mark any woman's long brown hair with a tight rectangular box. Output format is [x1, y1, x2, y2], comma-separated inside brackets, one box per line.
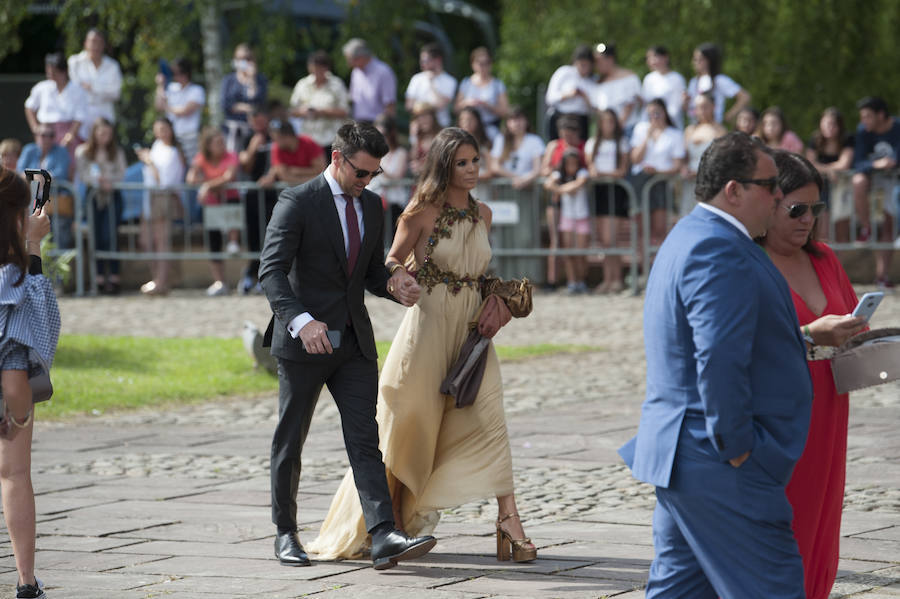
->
[0, 167, 32, 286]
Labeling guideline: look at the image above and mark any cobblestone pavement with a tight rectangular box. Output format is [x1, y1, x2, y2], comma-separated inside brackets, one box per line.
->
[3, 289, 898, 598]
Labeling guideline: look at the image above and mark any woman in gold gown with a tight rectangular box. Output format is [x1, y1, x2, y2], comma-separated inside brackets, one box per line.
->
[307, 127, 536, 563]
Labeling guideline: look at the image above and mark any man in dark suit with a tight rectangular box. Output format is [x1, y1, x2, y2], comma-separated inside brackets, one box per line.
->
[259, 121, 435, 570]
[619, 133, 813, 597]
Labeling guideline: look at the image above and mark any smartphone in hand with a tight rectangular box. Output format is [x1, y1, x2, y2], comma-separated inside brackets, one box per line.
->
[851, 292, 884, 322]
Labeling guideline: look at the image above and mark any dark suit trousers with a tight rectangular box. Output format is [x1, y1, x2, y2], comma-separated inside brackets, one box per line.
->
[270, 328, 394, 533]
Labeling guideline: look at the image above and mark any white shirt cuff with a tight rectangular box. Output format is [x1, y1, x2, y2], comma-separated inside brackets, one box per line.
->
[287, 312, 314, 338]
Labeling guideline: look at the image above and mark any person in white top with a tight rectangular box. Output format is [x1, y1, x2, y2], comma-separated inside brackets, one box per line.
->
[154, 57, 206, 164]
[290, 50, 350, 157]
[585, 109, 630, 294]
[630, 98, 686, 246]
[454, 47, 509, 141]
[405, 43, 458, 128]
[135, 117, 186, 296]
[684, 43, 750, 125]
[67, 29, 123, 140]
[681, 93, 727, 216]
[544, 45, 595, 142]
[593, 42, 642, 135]
[543, 149, 590, 294]
[490, 106, 545, 189]
[640, 45, 686, 129]
[24, 52, 88, 172]
[367, 115, 410, 234]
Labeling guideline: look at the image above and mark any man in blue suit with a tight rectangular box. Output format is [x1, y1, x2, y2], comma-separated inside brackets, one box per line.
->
[619, 132, 813, 598]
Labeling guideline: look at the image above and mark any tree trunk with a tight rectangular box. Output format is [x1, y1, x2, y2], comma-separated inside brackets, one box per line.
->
[199, 0, 224, 128]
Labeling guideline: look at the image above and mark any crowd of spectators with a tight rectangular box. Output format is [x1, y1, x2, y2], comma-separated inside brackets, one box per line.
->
[6, 32, 900, 294]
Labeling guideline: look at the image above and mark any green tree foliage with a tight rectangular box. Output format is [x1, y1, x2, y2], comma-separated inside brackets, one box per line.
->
[0, 5, 29, 61]
[496, 0, 900, 136]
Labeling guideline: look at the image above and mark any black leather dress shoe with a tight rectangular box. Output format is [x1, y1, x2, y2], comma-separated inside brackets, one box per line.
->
[274, 531, 311, 566]
[371, 529, 437, 570]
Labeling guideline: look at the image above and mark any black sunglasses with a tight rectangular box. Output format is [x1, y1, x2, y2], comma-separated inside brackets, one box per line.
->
[734, 177, 779, 194]
[785, 202, 826, 219]
[342, 153, 383, 179]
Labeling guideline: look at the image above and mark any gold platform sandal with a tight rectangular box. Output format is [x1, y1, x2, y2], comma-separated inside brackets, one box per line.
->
[496, 513, 537, 562]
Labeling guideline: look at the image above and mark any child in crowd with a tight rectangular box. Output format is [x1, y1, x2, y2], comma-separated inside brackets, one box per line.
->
[544, 149, 590, 294]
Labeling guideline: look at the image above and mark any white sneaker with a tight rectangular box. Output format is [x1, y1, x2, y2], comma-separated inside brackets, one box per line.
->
[206, 281, 228, 296]
[226, 241, 241, 255]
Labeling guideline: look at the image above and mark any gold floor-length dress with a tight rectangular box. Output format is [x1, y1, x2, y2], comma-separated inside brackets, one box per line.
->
[307, 199, 514, 559]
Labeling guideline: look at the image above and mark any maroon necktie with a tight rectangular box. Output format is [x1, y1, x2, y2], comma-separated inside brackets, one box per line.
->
[343, 194, 361, 273]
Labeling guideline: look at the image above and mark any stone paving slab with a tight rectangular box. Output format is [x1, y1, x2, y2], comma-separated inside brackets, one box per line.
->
[0, 291, 894, 597]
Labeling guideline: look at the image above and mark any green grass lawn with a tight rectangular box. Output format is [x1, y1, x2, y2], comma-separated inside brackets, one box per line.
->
[41, 335, 596, 420]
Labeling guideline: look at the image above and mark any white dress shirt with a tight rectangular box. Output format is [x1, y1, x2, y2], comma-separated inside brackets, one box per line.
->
[287, 167, 364, 338]
[67, 51, 123, 138]
[24, 79, 88, 127]
[696, 201, 751, 239]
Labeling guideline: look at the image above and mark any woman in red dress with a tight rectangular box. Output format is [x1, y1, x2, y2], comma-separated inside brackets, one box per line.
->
[760, 150, 867, 599]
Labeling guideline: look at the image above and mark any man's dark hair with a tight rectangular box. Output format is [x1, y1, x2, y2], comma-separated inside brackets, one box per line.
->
[649, 44, 669, 57]
[557, 114, 581, 133]
[308, 50, 332, 69]
[172, 57, 192, 79]
[332, 121, 389, 159]
[269, 119, 295, 137]
[45, 52, 67, 74]
[856, 96, 890, 116]
[595, 41, 616, 59]
[572, 44, 594, 64]
[695, 132, 768, 203]
[421, 42, 443, 61]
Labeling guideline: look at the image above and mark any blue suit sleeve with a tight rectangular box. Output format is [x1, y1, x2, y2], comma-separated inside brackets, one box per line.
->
[680, 239, 757, 461]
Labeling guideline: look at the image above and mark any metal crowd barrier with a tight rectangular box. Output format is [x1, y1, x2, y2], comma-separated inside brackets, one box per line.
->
[64, 171, 900, 297]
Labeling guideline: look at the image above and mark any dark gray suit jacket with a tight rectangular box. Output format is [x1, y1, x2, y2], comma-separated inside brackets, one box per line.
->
[259, 173, 393, 362]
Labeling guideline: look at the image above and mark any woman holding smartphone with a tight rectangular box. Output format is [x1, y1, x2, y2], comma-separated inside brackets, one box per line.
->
[758, 151, 867, 599]
[0, 167, 59, 599]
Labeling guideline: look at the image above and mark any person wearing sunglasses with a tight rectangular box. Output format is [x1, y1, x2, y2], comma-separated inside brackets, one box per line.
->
[757, 150, 866, 599]
[259, 121, 435, 570]
[621, 133, 816, 598]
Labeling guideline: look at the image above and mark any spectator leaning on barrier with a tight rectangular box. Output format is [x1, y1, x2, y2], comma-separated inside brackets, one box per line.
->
[405, 42, 458, 128]
[756, 106, 804, 154]
[135, 117, 186, 296]
[67, 28, 123, 141]
[630, 98, 685, 247]
[75, 117, 126, 295]
[806, 107, 854, 241]
[155, 57, 206, 165]
[585, 108, 630, 294]
[289, 50, 350, 161]
[490, 105, 545, 190]
[16, 125, 74, 250]
[343, 38, 397, 123]
[258, 120, 325, 187]
[187, 127, 240, 297]
[851, 95, 900, 289]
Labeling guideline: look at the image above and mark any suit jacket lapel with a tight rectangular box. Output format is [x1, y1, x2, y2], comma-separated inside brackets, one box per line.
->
[317, 183, 349, 277]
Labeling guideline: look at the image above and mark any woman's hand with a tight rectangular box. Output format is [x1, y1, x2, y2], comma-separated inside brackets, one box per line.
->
[26, 207, 51, 249]
[807, 314, 867, 347]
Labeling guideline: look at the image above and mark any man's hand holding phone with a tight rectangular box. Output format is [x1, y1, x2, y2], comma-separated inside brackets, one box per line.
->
[299, 320, 334, 354]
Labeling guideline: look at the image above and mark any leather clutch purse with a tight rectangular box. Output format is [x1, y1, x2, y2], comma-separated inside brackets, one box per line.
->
[831, 327, 900, 394]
